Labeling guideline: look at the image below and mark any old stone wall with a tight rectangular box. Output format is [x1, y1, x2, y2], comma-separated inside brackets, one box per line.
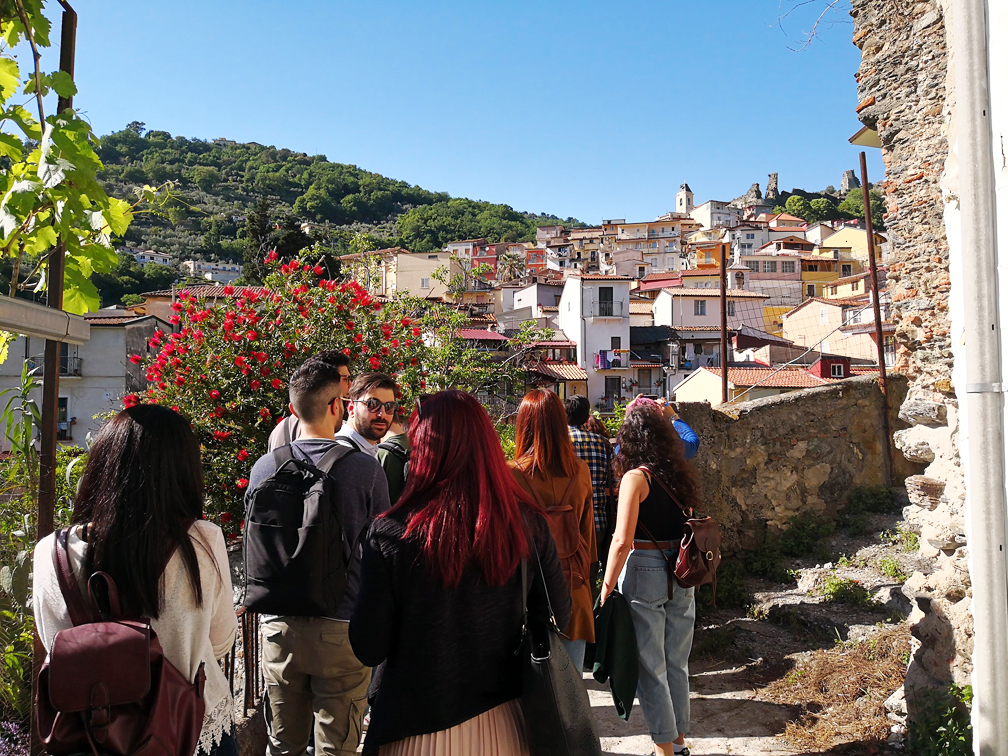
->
[850, 0, 971, 709]
[678, 375, 917, 554]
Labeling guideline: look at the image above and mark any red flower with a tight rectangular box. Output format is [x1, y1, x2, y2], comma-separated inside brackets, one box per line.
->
[247, 330, 258, 341]
[259, 407, 271, 420]
[223, 284, 235, 295]
[271, 378, 283, 389]
[251, 380, 261, 391]
[314, 265, 324, 275]
[237, 449, 249, 462]
[353, 333, 364, 344]
[255, 352, 268, 363]
[412, 327, 421, 337]
[169, 315, 181, 325]
[210, 389, 221, 400]
[213, 430, 232, 440]
[236, 478, 249, 490]
[174, 375, 186, 386]
[235, 356, 247, 367]
[342, 347, 352, 356]
[214, 406, 226, 418]
[123, 393, 139, 408]
[390, 339, 399, 348]
[129, 354, 142, 364]
[220, 512, 233, 524]
[369, 356, 381, 370]
[170, 302, 183, 313]
[401, 318, 410, 326]
[260, 366, 271, 377]
[410, 357, 418, 365]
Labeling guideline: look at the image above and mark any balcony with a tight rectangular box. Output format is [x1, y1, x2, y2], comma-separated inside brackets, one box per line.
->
[595, 350, 629, 370]
[590, 300, 625, 318]
[26, 355, 83, 377]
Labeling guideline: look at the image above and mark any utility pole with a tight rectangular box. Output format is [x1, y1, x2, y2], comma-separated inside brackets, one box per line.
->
[859, 151, 893, 486]
[33, 6, 75, 754]
[720, 245, 728, 404]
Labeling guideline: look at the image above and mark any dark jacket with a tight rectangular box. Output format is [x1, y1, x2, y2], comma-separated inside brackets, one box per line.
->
[591, 591, 638, 721]
[376, 433, 410, 505]
[350, 509, 571, 753]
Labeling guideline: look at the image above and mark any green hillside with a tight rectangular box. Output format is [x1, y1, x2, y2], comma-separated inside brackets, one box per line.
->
[97, 124, 577, 274]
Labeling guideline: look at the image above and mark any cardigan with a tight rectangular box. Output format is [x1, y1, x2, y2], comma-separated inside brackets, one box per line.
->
[590, 590, 638, 721]
[33, 521, 238, 754]
[349, 509, 571, 753]
[509, 460, 596, 643]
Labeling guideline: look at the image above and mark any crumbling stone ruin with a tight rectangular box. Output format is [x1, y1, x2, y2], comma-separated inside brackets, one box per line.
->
[851, 0, 970, 716]
[765, 172, 780, 201]
[840, 169, 861, 194]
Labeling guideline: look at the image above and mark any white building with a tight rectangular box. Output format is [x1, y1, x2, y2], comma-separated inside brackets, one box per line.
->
[652, 287, 769, 331]
[690, 200, 741, 230]
[130, 249, 173, 266]
[180, 259, 243, 284]
[0, 308, 171, 448]
[558, 274, 633, 411]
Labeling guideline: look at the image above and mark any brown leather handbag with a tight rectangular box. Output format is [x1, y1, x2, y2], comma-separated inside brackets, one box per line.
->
[35, 527, 206, 756]
[638, 467, 722, 600]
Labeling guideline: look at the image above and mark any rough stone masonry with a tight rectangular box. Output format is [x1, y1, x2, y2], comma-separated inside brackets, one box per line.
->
[851, 0, 972, 713]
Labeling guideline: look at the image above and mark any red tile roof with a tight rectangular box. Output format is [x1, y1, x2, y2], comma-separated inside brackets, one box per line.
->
[641, 271, 683, 283]
[571, 274, 632, 281]
[629, 301, 655, 314]
[457, 328, 509, 341]
[662, 287, 768, 299]
[707, 366, 830, 389]
[681, 269, 720, 277]
[527, 360, 588, 381]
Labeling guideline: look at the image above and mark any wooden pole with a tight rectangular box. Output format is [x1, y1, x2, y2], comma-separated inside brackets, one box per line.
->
[859, 151, 893, 486]
[720, 245, 728, 404]
[32, 7, 75, 754]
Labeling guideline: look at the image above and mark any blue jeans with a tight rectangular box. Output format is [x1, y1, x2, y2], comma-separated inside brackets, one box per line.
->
[561, 637, 586, 673]
[619, 548, 695, 743]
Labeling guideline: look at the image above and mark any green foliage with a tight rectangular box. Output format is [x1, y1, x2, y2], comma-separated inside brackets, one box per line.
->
[838, 188, 887, 229]
[837, 485, 897, 535]
[696, 558, 750, 614]
[817, 573, 877, 608]
[780, 512, 834, 558]
[784, 195, 813, 221]
[878, 555, 909, 582]
[396, 198, 564, 253]
[497, 423, 516, 459]
[881, 526, 920, 553]
[0, 1, 140, 315]
[597, 402, 626, 437]
[744, 542, 794, 584]
[809, 197, 841, 221]
[908, 684, 973, 756]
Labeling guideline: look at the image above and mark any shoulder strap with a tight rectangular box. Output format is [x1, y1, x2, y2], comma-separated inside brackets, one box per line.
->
[638, 465, 692, 518]
[51, 527, 98, 626]
[271, 443, 296, 471]
[517, 469, 548, 510]
[316, 443, 357, 474]
[378, 441, 408, 462]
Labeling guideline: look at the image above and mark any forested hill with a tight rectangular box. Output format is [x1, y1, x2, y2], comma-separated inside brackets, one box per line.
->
[97, 125, 577, 268]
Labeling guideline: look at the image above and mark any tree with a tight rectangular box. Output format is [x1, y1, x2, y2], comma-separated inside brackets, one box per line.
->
[496, 247, 526, 282]
[838, 188, 886, 229]
[192, 165, 221, 192]
[810, 198, 841, 221]
[125, 120, 146, 136]
[784, 195, 813, 221]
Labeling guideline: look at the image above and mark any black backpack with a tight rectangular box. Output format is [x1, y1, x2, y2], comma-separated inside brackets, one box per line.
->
[243, 443, 358, 616]
[377, 439, 409, 479]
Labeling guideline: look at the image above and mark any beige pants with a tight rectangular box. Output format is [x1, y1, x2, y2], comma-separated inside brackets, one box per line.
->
[262, 617, 371, 756]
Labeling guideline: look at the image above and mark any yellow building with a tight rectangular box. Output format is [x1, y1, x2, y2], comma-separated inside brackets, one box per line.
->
[800, 258, 841, 300]
[820, 227, 887, 263]
[824, 271, 875, 299]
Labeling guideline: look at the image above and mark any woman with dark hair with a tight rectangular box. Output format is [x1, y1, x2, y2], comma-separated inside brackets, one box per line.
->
[32, 405, 239, 756]
[599, 397, 701, 756]
[510, 389, 595, 672]
[350, 390, 570, 756]
[583, 413, 611, 440]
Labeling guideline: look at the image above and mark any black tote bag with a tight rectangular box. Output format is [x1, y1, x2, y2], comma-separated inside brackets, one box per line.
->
[518, 544, 602, 756]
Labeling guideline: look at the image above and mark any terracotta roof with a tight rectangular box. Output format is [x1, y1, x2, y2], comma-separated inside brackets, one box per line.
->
[771, 213, 806, 223]
[706, 366, 830, 389]
[465, 312, 498, 325]
[756, 236, 813, 251]
[83, 312, 147, 325]
[629, 301, 654, 314]
[850, 366, 881, 375]
[540, 306, 559, 312]
[638, 279, 681, 291]
[570, 274, 632, 281]
[531, 340, 576, 348]
[143, 285, 268, 298]
[457, 328, 509, 341]
[339, 246, 410, 261]
[527, 361, 588, 381]
[641, 271, 683, 283]
[681, 269, 720, 277]
[831, 272, 873, 286]
[662, 287, 768, 299]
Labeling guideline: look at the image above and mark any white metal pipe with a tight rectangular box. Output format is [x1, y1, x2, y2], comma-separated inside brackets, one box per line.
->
[952, 0, 1008, 750]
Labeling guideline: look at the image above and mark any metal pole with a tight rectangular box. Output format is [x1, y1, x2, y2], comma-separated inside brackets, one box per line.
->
[720, 245, 728, 404]
[951, 0, 1008, 748]
[858, 152, 893, 486]
[32, 7, 75, 754]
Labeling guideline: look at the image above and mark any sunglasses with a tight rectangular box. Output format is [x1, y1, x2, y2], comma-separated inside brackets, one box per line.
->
[352, 397, 397, 415]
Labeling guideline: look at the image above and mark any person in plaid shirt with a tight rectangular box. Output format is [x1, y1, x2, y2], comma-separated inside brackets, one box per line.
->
[565, 395, 615, 569]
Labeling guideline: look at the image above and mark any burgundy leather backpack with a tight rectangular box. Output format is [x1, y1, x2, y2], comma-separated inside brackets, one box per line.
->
[35, 527, 206, 756]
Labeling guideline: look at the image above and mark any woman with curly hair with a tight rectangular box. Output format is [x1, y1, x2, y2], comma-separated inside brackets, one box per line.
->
[599, 397, 701, 756]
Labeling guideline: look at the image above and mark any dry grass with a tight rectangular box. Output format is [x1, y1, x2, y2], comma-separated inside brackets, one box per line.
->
[759, 624, 910, 752]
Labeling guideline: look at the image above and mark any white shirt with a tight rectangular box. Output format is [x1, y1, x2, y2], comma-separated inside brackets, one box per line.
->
[335, 424, 379, 458]
[33, 521, 238, 752]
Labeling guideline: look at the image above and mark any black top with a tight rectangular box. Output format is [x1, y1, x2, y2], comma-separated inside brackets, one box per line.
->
[634, 469, 688, 542]
[349, 509, 571, 753]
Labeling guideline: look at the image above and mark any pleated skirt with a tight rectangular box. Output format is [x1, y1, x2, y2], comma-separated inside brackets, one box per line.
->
[379, 699, 529, 756]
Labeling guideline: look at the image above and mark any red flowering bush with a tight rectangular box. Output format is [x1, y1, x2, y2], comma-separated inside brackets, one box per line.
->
[135, 254, 431, 527]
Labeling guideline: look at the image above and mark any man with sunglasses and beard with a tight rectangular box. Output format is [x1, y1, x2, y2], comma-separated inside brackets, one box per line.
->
[247, 360, 391, 756]
[336, 373, 399, 458]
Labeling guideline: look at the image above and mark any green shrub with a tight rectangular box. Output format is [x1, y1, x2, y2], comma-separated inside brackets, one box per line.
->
[878, 556, 909, 582]
[696, 559, 750, 614]
[908, 684, 973, 756]
[744, 543, 794, 584]
[780, 513, 834, 558]
[818, 573, 878, 609]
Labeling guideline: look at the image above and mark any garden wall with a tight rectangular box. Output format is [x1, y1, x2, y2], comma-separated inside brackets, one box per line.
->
[677, 375, 918, 554]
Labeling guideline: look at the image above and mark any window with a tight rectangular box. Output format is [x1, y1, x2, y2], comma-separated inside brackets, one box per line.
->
[650, 258, 657, 267]
[822, 339, 830, 353]
[611, 336, 621, 350]
[841, 264, 853, 277]
[695, 343, 705, 355]
[638, 267, 646, 277]
[830, 285, 838, 295]
[806, 263, 819, 272]
[852, 281, 860, 292]
[428, 254, 439, 259]
[807, 284, 816, 297]
[638, 368, 652, 389]
[420, 277, 430, 289]
[745, 260, 760, 272]
[820, 307, 829, 325]
[781, 261, 796, 274]
[694, 300, 707, 316]
[746, 233, 755, 240]
[727, 301, 736, 316]
[762, 260, 778, 273]
[831, 363, 845, 378]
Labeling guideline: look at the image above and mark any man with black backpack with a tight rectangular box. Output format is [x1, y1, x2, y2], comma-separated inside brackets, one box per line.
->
[376, 408, 410, 505]
[244, 358, 391, 756]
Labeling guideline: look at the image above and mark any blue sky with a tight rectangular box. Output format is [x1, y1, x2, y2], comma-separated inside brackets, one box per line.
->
[45, 0, 880, 223]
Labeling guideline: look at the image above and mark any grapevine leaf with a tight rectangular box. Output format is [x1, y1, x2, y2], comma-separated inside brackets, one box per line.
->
[0, 58, 20, 102]
[24, 224, 56, 255]
[48, 71, 76, 99]
[105, 197, 132, 237]
[61, 266, 99, 315]
[0, 132, 23, 160]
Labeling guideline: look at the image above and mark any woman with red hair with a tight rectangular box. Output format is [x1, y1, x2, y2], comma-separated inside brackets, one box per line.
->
[350, 390, 570, 756]
[510, 389, 596, 673]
